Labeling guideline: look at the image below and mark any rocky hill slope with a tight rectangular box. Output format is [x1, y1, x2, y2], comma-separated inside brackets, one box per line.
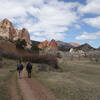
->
[74, 43, 95, 51]
[56, 41, 73, 51]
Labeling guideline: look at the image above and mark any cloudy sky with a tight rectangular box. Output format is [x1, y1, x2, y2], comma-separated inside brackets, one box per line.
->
[0, 0, 100, 48]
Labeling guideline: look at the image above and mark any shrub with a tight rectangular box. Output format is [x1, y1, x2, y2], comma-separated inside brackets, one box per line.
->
[31, 44, 39, 51]
[37, 64, 50, 71]
[1, 52, 18, 60]
[15, 39, 27, 49]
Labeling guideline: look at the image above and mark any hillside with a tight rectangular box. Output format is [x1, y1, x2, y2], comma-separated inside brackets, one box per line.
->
[74, 43, 95, 51]
[0, 39, 30, 57]
[56, 41, 73, 51]
[97, 47, 100, 50]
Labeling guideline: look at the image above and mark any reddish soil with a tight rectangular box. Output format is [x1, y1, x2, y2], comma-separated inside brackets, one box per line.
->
[9, 68, 57, 100]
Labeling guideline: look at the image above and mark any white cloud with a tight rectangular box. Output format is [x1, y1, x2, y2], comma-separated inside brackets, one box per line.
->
[76, 32, 100, 40]
[0, 2, 26, 19]
[83, 16, 100, 28]
[88, 41, 95, 44]
[0, 0, 79, 41]
[75, 24, 81, 29]
[78, 0, 100, 15]
[31, 36, 46, 42]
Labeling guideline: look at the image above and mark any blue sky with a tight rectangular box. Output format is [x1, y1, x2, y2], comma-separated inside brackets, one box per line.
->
[0, 0, 100, 48]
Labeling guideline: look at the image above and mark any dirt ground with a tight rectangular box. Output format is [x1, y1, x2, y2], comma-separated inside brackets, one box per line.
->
[8, 68, 57, 100]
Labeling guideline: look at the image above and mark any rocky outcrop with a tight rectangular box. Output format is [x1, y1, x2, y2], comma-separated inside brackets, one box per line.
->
[38, 39, 58, 49]
[0, 18, 31, 44]
[18, 28, 31, 44]
[0, 18, 16, 40]
[38, 40, 49, 49]
[49, 39, 57, 48]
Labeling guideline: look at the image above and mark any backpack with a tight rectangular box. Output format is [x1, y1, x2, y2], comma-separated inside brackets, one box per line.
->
[27, 63, 32, 70]
[17, 64, 23, 70]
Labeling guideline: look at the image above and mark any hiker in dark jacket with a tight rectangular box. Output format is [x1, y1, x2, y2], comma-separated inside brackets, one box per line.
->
[17, 61, 24, 78]
[26, 62, 32, 78]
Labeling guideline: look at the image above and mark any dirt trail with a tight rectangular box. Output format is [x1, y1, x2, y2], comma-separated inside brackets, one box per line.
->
[10, 68, 57, 100]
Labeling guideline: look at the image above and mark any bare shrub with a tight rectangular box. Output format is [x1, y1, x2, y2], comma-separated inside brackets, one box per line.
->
[88, 51, 100, 63]
[36, 63, 58, 72]
[2, 52, 18, 60]
[0, 56, 3, 68]
[21, 54, 59, 69]
[37, 64, 50, 71]
[70, 54, 74, 61]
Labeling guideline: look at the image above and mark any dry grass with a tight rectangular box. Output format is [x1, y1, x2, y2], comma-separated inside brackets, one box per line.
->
[0, 58, 17, 100]
[33, 58, 100, 100]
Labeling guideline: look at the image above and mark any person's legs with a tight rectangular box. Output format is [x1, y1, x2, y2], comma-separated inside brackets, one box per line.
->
[19, 71, 20, 77]
[19, 70, 23, 79]
[28, 70, 31, 78]
[30, 71, 31, 78]
[27, 70, 30, 78]
[18, 70, 21, 78]
[28, 72, 30, 78]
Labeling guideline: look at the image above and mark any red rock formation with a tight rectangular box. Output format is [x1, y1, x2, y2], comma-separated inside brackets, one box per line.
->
[0, 18, 31, 44]
[38, 39, 58, 49]
[49, 39, 57, 49]
[70, 42, 80, 47]
[38, 40, 49, 49]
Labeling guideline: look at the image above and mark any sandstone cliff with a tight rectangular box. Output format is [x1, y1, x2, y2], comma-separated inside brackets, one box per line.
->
[0, 18, 31, 44]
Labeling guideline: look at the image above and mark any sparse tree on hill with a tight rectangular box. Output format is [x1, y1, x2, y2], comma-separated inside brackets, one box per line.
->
[15, 39, 27, 49]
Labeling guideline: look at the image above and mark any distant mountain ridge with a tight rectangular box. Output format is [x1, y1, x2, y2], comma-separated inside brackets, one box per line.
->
[74, 43, 95, 51]
[56, 41, 73, 51]
[38, 40, 95, 51]
[70, 42, 80, 47]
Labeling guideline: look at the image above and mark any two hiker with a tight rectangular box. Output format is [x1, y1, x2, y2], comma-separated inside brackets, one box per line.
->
[17, 61, 32, 78]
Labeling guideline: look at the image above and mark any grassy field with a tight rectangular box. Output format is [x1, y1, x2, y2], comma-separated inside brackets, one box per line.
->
[0, 58, 17, 100]
[1, 57, 100, 100]
[33, 58, 100, 100]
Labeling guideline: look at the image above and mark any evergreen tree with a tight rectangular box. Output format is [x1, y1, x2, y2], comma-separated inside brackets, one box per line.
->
[15, 39, 27, 49]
